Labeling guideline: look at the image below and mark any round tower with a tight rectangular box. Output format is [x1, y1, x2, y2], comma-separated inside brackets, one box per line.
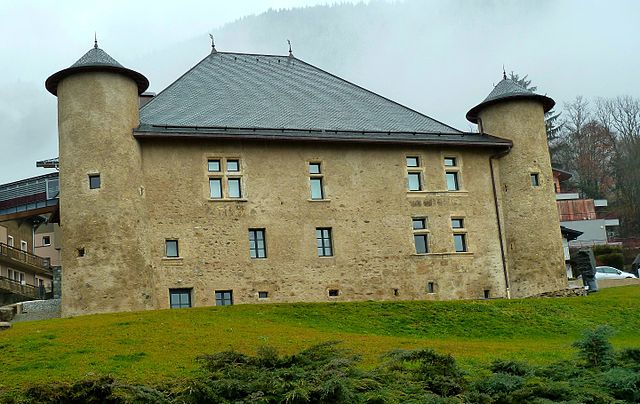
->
[46, 41, 154, 316]
[466, 76, 567, 297]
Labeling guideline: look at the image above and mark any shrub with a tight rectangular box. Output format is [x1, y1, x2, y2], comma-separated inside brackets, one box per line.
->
[572, 325, 615, 368]
[601, 368, 640, 402]
[593, 245, 623, 255]
[597, 253, 625, 270]
[489, 359, 532, 376]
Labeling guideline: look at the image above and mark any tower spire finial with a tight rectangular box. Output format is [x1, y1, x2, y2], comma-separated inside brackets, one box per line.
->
[209, 33, 217, 53]
[503, 65, 507, 80]
[287, 39, 293, 57]
[94, 32, 98, 49]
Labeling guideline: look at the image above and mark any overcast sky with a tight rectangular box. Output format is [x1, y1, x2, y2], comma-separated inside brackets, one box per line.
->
[1, 0, 639, 184]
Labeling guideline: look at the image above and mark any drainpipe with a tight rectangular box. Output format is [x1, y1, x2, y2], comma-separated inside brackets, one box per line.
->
[490, 148, 511, 299]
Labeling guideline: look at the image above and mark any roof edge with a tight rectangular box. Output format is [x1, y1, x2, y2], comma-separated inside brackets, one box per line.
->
[46, 64, 149, 96]
[466, 93, 555, 124]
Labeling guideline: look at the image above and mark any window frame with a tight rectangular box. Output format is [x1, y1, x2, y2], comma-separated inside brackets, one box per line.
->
[443, 156, 462, 191]
[530, 173, 540, 187]
[208, 157, 244, 199]
[316, 227, 333, 257]
[42, 236, 51, 247]
[412, 217, 430, 254]
[88, 174, 101, 189]
[451, 217, 468, 253]
[215, 290, 234, 306]
[169, 288, 192, 309]
[165, 239, 179, 258]
[248, 228, 267, 259]
[309, 162, 326, 200]
[406, 156, 424, 192]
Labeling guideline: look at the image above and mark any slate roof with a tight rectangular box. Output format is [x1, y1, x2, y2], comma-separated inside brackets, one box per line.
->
[46, 44, 149, 96]
[466, 78, 555, 123]
[139, 52, 461, 134]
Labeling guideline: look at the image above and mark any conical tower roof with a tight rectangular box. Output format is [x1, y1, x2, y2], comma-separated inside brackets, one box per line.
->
[46, 42, 148, 96]
[466, 77, 554, 123]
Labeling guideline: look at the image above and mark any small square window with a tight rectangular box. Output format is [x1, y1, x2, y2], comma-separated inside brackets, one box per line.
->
[227, 160, 240, 172]
[406, 156, 419, 167]
[309, 162, 322, 174]
[451, 218, 464, 229]
[165, 239, 179, 258]
[170, 288, 192, 309]
[258, 291, 269, 299]
[444, 157, 457, 167]
[412, 218, 426, 230]
[328, 289, 339, 297]
[89, 174, 101, 189]
[42, 236, 51, 246]
[531, 173, 540, 186]
[446, 172, 459, 191]
[208, 159, 221, 172]
[77, 247, 85, 257]
[454, 234, 467, 252]
[407, 172, 422, 191]
[215, 290, 233, 306]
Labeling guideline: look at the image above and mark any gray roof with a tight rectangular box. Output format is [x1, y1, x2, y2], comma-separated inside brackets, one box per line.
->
[466, 78, 555, 123]
[46, 44, 149, 96]
[140, 52, 461, 134]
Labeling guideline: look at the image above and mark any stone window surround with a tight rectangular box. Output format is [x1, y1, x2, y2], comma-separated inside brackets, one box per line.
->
[308, 161, 327, 201]
[451, 216, 469, 253]
[207, 156, 246, 200]
[443, 154, 463, 192]
[412, 217, 430, 254]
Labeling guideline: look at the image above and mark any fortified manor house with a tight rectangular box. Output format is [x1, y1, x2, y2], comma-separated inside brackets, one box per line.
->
[45, 42, 567, 316]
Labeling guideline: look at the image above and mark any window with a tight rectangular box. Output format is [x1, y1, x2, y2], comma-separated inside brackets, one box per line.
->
[42, 236, 51, 246]
[427, 282, 435, 294]
[530, 173, 540, 186]
[412, 217, 429, 254]
[328, 289, 339, 297]
[208, 158, 243, 199]
[258, 291, 269, 299]
[169, 288, 192, 309]
[77, 247, 85, 257]
[309, 162, 325, 200]
[165, 239, 179, 258]
[316, 228, 333, 257]
[8, 269, 25, 285]
[444, 157, 461, 191]
[7, 236, 13, 247]
[406, 156, 423, 191]
[248, 229, 267, 259]
[451, 218, 468, 252]
[215, 290, 233, 306]
[20, 240, 28, 252]
[89, 174, 101, 189]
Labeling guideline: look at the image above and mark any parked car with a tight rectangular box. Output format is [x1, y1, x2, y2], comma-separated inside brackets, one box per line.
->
[595, 266, 638, 279]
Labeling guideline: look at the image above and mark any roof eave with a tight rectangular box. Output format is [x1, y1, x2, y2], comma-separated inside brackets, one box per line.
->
[466, 94, 556, 124]
[45, 65, 149, 96]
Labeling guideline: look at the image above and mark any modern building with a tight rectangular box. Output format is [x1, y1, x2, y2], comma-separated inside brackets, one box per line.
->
[0, 173, 58, 304]
[553, 168, 620, 247]
[45, 42, 567, 316]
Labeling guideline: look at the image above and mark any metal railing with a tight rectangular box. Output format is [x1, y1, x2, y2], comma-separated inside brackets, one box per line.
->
[0, 242, 50, 270]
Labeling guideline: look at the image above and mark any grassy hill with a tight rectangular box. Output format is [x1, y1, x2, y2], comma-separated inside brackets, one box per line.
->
[1, 286, 639, 393]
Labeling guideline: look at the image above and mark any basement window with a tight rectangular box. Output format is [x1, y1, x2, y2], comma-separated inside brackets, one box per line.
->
[427, 282, 435, 294]
[258, 291, 269, 299]
[170, 288, 192, 309]
[88, 174, 101, 189]
[215, 290, 233, 306]
[328, 289, 339, 297]
[483, 289, 491, 299]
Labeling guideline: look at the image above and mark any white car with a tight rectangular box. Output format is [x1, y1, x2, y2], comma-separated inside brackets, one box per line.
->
[595, 266, 638, 279]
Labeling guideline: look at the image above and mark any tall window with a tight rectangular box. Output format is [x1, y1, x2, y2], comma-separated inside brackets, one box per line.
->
[412, 217, 429, 254]
[215, 290, 233, 306]
[169, 288, 192, 309]
[452, 218, 468, 252]
[406, 156, 423, 191]
[248, 229, 267, 258]
[7, 236, 14, 247]
[316, 228, 333, 257]
[208, 158, 243, 199]
[165, 239, 179, 258]
[309, 162, 325, 200]
[530, 173, 540, 187]
[444, 157, 461, 191]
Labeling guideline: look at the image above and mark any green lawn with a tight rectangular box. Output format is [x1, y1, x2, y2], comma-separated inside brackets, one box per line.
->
[1, 286, 639, 393]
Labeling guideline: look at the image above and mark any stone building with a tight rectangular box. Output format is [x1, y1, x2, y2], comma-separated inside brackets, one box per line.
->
[45, 42, 566, 316]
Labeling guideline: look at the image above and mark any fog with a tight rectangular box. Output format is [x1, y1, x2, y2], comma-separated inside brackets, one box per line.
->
[0, 0, 638, 184]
